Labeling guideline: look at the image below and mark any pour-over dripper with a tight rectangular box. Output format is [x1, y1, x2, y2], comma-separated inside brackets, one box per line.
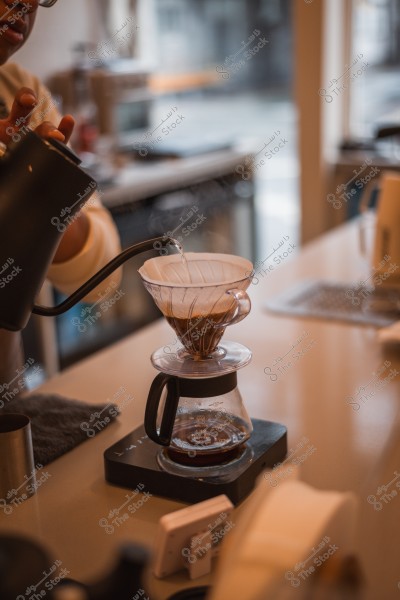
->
[138, 252, 253, 363]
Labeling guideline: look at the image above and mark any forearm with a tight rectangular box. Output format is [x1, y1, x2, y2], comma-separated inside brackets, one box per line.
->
[52, 212, 90, 264]
[46, 205, 122, 302]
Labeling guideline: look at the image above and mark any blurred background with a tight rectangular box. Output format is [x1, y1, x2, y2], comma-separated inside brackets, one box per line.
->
[18, 0, 400, 377]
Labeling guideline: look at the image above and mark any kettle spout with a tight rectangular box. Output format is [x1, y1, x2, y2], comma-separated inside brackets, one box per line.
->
[32, 237, 180, 318]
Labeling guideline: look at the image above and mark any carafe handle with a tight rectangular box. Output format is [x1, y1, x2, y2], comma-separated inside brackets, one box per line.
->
[144, 373, 180, 446]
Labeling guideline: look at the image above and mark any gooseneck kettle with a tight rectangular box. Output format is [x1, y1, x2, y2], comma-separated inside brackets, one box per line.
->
[0, 131, 174, 332]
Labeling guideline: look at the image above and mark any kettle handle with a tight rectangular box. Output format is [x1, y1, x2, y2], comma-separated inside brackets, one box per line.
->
[32, 237, 177, 317]
[144, 373, 180, 446]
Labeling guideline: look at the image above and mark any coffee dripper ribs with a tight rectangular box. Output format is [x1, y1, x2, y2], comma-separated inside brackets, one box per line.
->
[139, 252, 252, 362]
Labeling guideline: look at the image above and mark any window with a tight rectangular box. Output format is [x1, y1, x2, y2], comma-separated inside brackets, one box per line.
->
[350, 0, 400, 136]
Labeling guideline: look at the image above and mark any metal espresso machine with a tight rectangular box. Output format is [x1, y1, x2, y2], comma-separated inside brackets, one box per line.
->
[104, 252, 287, 504]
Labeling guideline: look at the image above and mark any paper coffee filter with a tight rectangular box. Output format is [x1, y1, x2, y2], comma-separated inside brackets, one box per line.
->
[139, 253, 253, 319]
[139, 252, 253, 286]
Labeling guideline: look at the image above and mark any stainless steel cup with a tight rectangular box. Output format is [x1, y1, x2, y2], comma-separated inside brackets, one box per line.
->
[0, 414, 36, 506]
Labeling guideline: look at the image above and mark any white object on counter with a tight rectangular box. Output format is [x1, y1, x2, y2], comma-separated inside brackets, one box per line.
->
[372, 171, 400, 283]
[208, 473, 358, 600]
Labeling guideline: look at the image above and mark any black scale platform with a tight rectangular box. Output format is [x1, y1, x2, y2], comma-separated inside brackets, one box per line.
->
[104, 419, 287, 505]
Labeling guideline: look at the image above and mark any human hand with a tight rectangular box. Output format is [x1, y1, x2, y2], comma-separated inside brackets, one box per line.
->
[0, 87, 86, 262]
[35, 114, 75, 143]
[0, 86, 74, 145]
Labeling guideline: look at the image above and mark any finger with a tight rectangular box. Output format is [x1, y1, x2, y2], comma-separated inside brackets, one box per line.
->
[8, 87, 38, 127]
[57, 115, 75, 144]
[35, 121, 65, 142]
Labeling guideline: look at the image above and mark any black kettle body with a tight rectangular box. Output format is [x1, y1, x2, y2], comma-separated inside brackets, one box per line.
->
[0, 132, 97, 331]
[0, 131, 175, 332]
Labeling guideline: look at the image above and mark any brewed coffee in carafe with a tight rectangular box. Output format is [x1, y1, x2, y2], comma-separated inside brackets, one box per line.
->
[168, 411, 248, 466]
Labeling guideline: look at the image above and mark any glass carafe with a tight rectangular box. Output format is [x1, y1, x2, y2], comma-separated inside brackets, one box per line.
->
[145, 372, 253, 471]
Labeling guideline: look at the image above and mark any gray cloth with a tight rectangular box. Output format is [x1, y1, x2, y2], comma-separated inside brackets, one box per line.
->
[0, 393, 118, 466]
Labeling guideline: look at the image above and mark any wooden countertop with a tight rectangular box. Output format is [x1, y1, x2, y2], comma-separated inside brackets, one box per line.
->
[1, 220, 399, 600]
[101, 148, 251, 209]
